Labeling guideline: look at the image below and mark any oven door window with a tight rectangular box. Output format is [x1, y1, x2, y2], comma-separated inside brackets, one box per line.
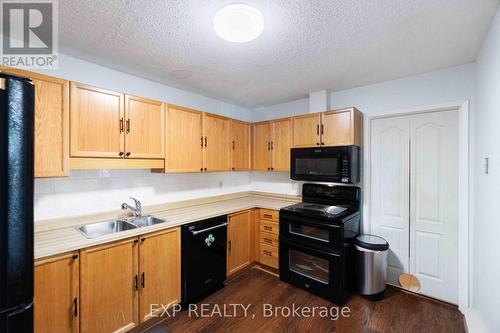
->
[289, 223, 330, 242]
[289, 249, 329, 284]
[294, 157, 338, 177]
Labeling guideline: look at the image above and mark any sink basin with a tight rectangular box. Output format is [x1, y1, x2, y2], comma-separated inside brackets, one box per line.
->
[78, 220, 137, 238]
[127, 215, 166, 227]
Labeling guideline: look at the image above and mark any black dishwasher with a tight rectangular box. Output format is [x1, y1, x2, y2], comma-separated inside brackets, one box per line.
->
[181, 215, 227, 306]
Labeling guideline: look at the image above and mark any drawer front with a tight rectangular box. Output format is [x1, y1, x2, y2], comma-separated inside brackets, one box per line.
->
[260, 243, 279, 269]
[259, 209, 279, 222]
[260, 220, 279, 235]
[259, 231, 278, 247]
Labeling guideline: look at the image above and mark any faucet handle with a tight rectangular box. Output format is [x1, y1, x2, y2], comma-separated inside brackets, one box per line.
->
[129, 197, 141, 209]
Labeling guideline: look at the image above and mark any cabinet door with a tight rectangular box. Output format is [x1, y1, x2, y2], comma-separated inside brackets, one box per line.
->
[70, 83, 125, 158]
[0, 68, 69, 177]
[231, 120, 251, 171]
[227, 211, 252, 276]
[80, 239, 138, 333]
[34, 252, 79, 333]
[124, 95, 164, 159]
[165, 105, 203, 172]
[252, 122, 270, 171]
[321, 108, 361, 146]
[293, 113, 321, 147]
[203, 113, 231, 171]
[271, 118, 293, 171]
[139, 228, 181, 322]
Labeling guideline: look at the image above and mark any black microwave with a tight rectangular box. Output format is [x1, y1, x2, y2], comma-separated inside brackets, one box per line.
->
[290, 146, 360, 183]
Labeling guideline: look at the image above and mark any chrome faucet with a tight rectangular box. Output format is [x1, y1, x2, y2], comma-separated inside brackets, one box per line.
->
[121, 197, 142, 217]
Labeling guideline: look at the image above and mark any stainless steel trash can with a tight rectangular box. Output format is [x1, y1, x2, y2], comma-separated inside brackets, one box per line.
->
[355, 234, 389, 300]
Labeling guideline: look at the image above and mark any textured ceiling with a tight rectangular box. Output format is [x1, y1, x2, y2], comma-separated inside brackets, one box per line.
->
[59, 0, 499, 108]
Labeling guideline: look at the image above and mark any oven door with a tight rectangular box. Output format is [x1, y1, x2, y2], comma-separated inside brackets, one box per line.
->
[280, 213, 343, 252]
[290, 146, 359, 183]
[279, 239, 346, 304]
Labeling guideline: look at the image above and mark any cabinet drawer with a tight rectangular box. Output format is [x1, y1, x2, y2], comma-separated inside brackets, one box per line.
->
[259, 209, 279, 222]
[259, 244, 279, 269]
[260, 220, 279, 235]
[259, 231, 278, 247]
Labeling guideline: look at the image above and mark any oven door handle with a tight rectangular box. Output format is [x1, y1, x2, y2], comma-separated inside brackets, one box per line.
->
[190, 222, 228, 235]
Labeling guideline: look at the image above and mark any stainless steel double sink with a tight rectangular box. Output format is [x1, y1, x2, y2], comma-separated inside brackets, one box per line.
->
[77, 216, 166, 239]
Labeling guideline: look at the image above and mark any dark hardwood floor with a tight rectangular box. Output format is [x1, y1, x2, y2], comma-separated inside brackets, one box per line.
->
[155, 267, 464, 333]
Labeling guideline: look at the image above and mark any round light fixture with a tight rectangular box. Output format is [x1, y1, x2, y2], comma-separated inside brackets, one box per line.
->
[213, 4, 264, 43]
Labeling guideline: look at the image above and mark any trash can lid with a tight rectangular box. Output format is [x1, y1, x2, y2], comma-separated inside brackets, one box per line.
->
[355, 234, 389, 251]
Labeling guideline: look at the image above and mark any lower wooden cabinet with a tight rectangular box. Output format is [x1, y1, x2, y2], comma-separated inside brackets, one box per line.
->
[34, 252, 79, 333]
[227, 210, 252, 276]
[80, 238, 139, 333]
[257, 209, 280, 269]
[139, 228, 181, 322]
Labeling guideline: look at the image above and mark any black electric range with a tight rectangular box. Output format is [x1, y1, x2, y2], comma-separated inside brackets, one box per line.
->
[279, 183, 360, 305]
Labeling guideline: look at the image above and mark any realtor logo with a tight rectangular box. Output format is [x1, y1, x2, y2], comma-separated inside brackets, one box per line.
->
[1, 0, 58, 68]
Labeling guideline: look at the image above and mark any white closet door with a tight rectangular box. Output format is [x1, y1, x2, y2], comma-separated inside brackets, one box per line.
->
[370, 117, 410, 285]
[409, 110, 459, 304]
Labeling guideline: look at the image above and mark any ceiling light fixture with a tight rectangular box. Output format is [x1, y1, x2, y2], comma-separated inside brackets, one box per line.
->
[213, 4, 264, 43]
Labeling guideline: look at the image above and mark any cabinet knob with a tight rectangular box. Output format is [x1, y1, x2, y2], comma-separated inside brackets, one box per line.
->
[316, 142, 320, 146]
[126, 152, 131, 157]
[72, 254, 79, 260]
[204, 168, 207, 171]
[119, 152, 124, 156]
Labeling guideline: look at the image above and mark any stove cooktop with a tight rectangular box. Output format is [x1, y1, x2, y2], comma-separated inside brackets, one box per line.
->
[281, 202, 351, 218]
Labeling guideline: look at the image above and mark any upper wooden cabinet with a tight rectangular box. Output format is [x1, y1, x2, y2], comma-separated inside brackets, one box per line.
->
[293, 113, 321, 148]
[80, 238, 139, 333]
[164, 104, 203, 172]
[203, 113, 231, 172]
[293, 108, 362, 148]
[231, 120, 251, 171]
[124, 95, 164, 159]
[252, 118, 293, 171]
[139, 228, 181, 323]
[34, 252, 79, 333]
[227, 211, 252, 276]
[321, 108, 362, 146]
[0, 67, 69, 178]
[70, 82, 125, 158]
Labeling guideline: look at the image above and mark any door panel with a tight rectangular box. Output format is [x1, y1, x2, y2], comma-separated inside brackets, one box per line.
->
[252, 122, 270, 171]
[231, 120, 251, 171]
[139, 228, 180, 322]
[293, 113, 321, 148]
[321, 110, 352, 146]
[271, 118, 293, 171]
[165, 105, 203, 172]
[370, 116, 410, 285]
[227, 211, 252, 276]
[80, 239, 138, 333]
[409, 110, 458, 304]
[124, 95, 164, 159]
[203, 113, 231, 171]
[34, 252, 79, 333]
[70, 83, 124, 158]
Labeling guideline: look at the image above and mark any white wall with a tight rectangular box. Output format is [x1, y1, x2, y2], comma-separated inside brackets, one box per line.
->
[472, 7, 500, 332]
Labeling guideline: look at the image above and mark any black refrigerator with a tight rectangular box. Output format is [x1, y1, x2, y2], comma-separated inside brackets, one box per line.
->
[0, 74, 35, 332]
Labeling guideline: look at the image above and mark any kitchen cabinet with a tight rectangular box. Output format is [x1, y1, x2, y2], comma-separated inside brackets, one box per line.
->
[293, 108, 362, 148]
[257, 209, 279, 269]
[124, 95, 164, 159]
[293, 113, 321, 148]
[252, 118, 293, 171]
[164, 104, 203, 172]
[70, 82, 125, 158]
[203, 113, 231, 171]
[321, 108, 362, 147]
[80, 238, 139, 333]
[0, 67, 69, 178]
[34, 252, 79, 333]
[227, 211, 252, 276]
[231, 119, 251, 171]
[138, 228, 181, 322]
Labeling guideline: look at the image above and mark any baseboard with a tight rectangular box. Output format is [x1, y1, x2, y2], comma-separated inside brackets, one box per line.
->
[462, 307, 488, 333]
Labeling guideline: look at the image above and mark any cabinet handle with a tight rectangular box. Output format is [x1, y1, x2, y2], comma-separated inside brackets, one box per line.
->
[267, 141, 270, 151]
[228, 240, 232, 251]
[316, 142, 320, 146]
[263, 214, 273, 219]
[204, 167, 207, 171]
[271, 167, 274, 171]
[200, 167, 203, 172]
[267, 167, 270, 171]
[204, 136, 207, 147]
[73, 297, 78, 317]
[232, 140, 235, 150]
[271, 141, 274, 150]
[201, 137, 204, 147]
[134, 275, 138, 291]
[120, 118, 124, 133]
[321, 142, 325, 146]
[263, 250, 272, 256]
[141, 237, 145, 243]
[316, 124, 319, 135]
[141, 272, 145, 289]
[126, 119, 131, 133]
[126, 152, 131, 157]
[321, 124, 324, 135]
[119, 151, 124, 156]
[264, 226, 272, 231]
[264, 238, 272, 244]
